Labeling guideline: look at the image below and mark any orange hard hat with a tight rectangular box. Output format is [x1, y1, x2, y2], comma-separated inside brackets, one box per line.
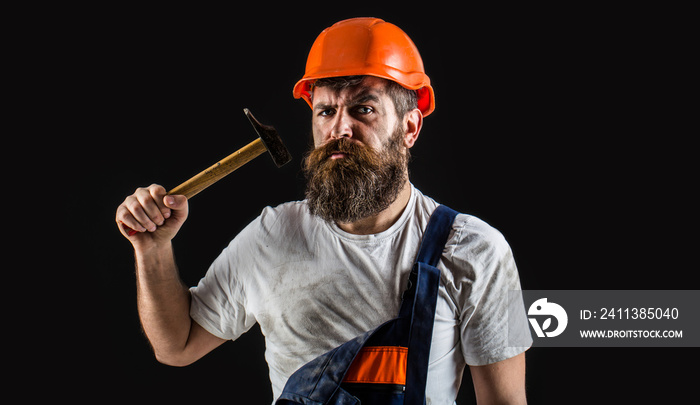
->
[293, 17, 435, 117]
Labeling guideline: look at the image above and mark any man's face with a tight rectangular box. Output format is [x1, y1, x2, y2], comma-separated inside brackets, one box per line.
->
[303, 77, 410, 224]
[310, 76, 403, 150]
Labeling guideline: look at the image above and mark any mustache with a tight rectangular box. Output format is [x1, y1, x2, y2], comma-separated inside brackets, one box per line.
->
[317, 138, 371, 158]
[304, 138, 380, 169]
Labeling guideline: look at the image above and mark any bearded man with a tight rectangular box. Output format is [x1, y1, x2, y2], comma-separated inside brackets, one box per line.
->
[116, 18, 531, 405]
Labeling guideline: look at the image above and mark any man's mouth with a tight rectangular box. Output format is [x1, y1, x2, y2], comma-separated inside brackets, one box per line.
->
[330, 152, 348, 160]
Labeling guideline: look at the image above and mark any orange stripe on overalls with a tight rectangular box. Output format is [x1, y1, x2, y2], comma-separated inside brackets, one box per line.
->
[343, 346, 409, 385]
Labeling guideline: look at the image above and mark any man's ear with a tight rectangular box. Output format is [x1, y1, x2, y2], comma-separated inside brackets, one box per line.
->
[403, 108, 423, 148]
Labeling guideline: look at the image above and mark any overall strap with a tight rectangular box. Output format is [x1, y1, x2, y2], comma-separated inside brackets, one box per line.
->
[400, 205, 459, 404]
[400, 204, 459, 311]
[415, 205, 459, 267]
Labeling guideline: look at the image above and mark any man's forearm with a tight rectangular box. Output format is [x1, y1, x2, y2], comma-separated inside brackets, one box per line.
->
[134, 243, 192, 363]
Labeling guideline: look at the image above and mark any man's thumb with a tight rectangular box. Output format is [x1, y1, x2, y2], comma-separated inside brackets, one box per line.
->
[163, 194, 187, 209]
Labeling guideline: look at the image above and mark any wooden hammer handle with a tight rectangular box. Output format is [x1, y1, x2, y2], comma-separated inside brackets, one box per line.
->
[168, 138, 267, 199]
[123, 138, 267, 236]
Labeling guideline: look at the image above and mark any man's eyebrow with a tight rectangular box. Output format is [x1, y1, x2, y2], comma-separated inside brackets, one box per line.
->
[313, 90, 381, 110]
[314, 103, 335, 111]
[350, 92, 380, 105]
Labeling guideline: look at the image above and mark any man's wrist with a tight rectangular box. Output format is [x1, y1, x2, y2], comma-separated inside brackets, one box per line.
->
[134, 242, 176, 273]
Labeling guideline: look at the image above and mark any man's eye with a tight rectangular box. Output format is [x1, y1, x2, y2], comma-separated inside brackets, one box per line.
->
[319, 109, 335, 117]
[357, 106, 373, 114]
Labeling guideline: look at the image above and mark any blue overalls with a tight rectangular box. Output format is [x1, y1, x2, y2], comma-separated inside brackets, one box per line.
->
[276, 205, 459, 405]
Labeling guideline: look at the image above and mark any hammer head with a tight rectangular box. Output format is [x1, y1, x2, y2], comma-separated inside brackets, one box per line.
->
[244, 108, 292, 168]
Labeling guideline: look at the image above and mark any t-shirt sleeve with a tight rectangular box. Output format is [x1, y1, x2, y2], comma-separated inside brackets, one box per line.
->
[189, 222, 258, 341]
[447, 215, 532, 366]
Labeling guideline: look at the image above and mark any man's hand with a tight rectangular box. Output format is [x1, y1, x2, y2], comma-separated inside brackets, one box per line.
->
[116, 184, 188, 247]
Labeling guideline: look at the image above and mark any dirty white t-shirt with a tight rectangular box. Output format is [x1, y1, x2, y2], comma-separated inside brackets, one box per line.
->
[190, 185, 531, 403]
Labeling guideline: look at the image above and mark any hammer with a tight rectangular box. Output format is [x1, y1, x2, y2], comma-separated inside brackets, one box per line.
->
[125, 108, 291, 235]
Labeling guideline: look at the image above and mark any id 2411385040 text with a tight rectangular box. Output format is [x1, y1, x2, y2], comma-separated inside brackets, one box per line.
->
[580, 307, 679, 320]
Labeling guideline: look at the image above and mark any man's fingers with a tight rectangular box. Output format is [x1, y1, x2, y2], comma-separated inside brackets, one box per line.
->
[116, 184, 188, 242]
[126, 194, 158, 232]
[149, 184, 172, 220]
[135, 187, 165, 228]
[116, 203, 146, 234]
[122, 185, 167, 233]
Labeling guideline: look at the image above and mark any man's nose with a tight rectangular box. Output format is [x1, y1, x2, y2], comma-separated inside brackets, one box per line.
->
[330, 110, 353, 140]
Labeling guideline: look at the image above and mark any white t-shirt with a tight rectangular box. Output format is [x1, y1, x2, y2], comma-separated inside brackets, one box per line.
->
[190, 185, 531, 403]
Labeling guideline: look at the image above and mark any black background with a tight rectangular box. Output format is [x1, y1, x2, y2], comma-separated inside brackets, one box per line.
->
[38, 3, 696, 403]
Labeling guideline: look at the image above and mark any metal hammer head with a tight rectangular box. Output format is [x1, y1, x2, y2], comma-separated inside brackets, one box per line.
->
[244, 108, 292, 168]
